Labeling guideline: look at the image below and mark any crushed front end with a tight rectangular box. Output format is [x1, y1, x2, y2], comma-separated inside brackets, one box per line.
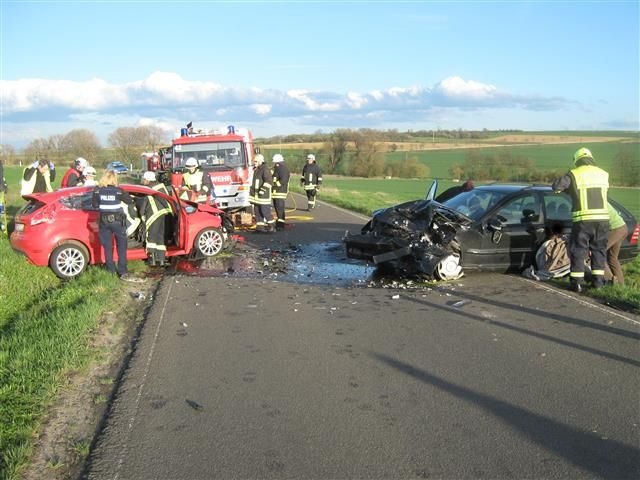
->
[343, 199, 470, 279]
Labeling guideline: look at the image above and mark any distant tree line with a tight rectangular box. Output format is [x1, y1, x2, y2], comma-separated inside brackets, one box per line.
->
[2, 127, 637, 186]
[0, 125, 167, 169]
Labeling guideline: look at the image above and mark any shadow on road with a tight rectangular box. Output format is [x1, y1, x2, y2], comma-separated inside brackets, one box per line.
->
[372, 353, 640, 479]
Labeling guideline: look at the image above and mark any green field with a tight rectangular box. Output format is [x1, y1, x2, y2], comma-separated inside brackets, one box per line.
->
[316, 176, 640, 219]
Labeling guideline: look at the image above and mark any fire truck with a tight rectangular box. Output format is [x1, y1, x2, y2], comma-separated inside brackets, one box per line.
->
[160, 124, 255, 212]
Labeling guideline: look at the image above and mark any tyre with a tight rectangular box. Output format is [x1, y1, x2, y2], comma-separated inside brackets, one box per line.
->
[194, 228, 225, 257]
[49, 242, 89, 279]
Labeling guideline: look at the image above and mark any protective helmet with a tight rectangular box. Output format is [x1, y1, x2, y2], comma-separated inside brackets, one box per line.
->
[84, 166, 97, 176]
[185, 157, 198, 168]
[75, 157, 88, 168]
[272, 153, 284, 163]
[573, 147, 593, 166]
[142, 171, 157, 182]
[306, 153, 315, 161]
[254, 154, 265, 165]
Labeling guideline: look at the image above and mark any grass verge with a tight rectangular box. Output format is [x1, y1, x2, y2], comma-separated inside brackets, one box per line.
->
[0, 238, 129, 480]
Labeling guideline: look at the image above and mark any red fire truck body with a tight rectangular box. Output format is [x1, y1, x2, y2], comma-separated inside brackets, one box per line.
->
[168, 125, 254, 211]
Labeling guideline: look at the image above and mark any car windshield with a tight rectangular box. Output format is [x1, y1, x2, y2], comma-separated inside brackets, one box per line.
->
[441, 189, 509, 221]
[174, 141, 246, 169]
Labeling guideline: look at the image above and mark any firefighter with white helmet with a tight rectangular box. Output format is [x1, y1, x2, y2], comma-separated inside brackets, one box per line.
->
[61, 157, 86, 188]
[271, 153, 290, 230]
[180, 156, 214, 202]
[552, 147, 610, 292]
[249, 154, 275, 233]
[301, 153, 322, 211]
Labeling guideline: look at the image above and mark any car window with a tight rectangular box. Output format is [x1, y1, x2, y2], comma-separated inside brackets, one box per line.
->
[60, 192, 97, 210]
[444, 190, 508, 221]
[496, 194, 540, 225]
[544, 192, 571, 221]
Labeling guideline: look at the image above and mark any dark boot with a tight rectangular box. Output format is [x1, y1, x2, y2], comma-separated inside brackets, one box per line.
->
[570, 281, 583, 293]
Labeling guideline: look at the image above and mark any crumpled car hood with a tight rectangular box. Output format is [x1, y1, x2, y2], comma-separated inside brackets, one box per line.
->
[344, 199, 472, 277]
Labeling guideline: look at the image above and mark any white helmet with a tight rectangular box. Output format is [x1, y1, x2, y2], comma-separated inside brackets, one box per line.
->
[185, 157, 198, 168]
[272, 153, 284, 163]
[254, 154, 265, 165]
[84, 166, 96, 176]
[306, 153, 315, 161]
[142, 171, 157, 182]
[75, 157, 88, 168]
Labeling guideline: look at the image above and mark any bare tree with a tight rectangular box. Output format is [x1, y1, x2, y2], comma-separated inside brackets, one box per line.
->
[48, 134, 72, 165]
[64, 129, 101, 162]
[323, 129, 350, 174]
[0, 144, 17, 165]
[108, 127, 144, 165]
[138, 125, 168, 152]
[23, 138, 54, 162]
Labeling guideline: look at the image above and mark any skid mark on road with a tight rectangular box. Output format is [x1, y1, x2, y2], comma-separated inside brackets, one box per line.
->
[112, 280, 174, 480]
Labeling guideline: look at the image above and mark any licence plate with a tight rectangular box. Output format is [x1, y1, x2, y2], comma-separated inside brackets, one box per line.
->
[14, 223, 24, 232]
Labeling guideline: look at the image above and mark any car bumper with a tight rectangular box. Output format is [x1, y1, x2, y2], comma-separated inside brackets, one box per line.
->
[10, 231, 51, 266]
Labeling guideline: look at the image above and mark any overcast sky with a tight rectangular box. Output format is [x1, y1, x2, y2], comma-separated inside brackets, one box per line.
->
[1, 0, 638, 148]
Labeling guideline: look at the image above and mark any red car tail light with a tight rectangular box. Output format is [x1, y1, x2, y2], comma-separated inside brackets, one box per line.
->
[630, 224, 640, 246]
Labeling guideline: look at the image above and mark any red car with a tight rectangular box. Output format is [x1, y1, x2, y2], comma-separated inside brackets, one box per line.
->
[11, 184, 231, 279]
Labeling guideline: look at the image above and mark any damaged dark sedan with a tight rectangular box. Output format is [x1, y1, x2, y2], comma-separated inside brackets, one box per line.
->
[343, 181, 639, 280]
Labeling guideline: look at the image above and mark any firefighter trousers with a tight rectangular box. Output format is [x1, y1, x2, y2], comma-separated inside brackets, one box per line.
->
[569, 220, 608, 286]
[145, 216, 168, 264]
[273, 198, 286, 226]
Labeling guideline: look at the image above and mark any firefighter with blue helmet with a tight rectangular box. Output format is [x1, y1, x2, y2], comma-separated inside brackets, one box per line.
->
[552, 147, 610, 292]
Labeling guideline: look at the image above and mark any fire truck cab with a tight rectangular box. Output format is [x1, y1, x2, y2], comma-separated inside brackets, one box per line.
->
[169, 124, 254, 212]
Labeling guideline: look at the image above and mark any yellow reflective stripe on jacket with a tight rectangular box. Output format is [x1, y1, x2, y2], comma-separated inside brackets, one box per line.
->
[145, 196, 171, 227]
[571, 165, 609, 222]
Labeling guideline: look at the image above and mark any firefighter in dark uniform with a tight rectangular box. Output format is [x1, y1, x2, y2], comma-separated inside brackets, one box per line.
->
[92, 170, 135, 279]
[271, 153, 290, 230]
[139, 171, 173, 266]
[552, 147, 610, 292]
[301, 153, 322, 211]
[249, 154, 275, 233]
[180, 157, 214, 202]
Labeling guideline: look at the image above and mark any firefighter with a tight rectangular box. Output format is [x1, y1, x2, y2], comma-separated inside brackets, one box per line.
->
[139, 171, 172, 266]
[180, 157, 214, 202]
[21, 159, 55, 194]
[552, 147, 610, 292]
[61, 157, 87, 188]
[92, 170, 135, 279]
[249, 154, 275, 233]
[271, 153, 290, 230]
[300, 153, 322, 211]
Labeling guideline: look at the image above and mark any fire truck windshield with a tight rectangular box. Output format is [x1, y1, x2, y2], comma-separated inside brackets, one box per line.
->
[174, 141, 245, 169]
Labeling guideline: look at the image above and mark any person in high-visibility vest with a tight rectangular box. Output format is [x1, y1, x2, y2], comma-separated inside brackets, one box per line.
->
[60, 157, 87, 188]
[604, 202, 628, 285]
[249, 154, 275, 233]
[180, 157, 214, 202]
[300, 153, 322, 211]
[21, 159, 55, 194]
[552, 147, 609, 292]
[139, 171, 173, 266]
[271, 153, 290, 230]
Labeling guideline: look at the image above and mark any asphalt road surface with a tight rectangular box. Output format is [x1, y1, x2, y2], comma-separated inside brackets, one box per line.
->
[85, 194, 640, 480]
